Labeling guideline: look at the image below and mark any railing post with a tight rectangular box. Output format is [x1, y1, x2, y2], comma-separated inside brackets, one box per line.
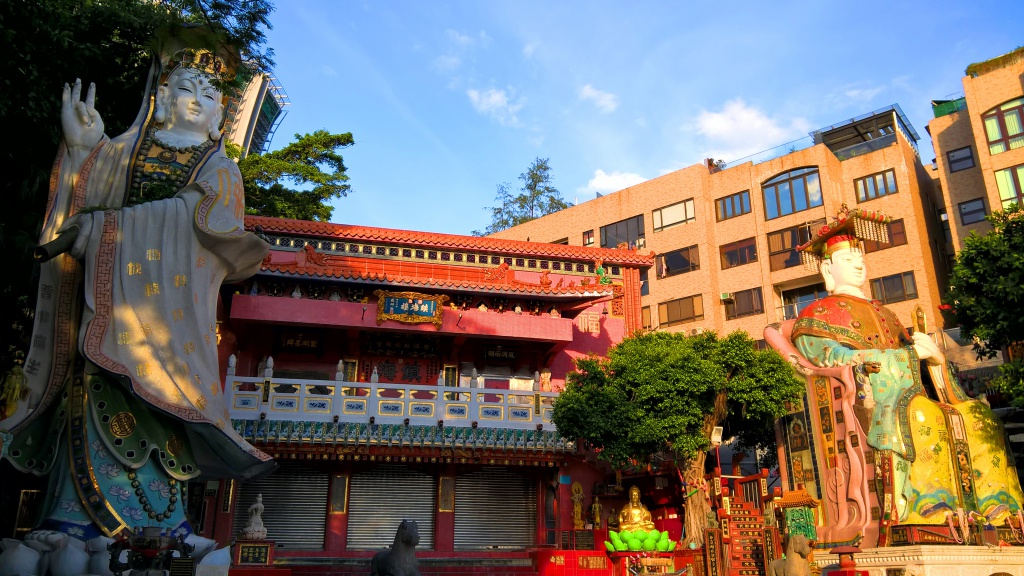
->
[226, 354, 237, 396]
[262, 356, 274, 406]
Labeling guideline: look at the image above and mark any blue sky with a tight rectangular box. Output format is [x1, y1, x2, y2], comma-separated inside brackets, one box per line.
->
[264, 1, 1022, 235]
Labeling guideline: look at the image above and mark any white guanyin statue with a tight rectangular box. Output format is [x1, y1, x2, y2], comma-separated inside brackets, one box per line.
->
[240, 494, 268, 540]
[0, 26, 274, 574]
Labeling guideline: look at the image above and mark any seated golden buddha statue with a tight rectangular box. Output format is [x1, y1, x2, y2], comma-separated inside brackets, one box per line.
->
[618, 485, 655, 531]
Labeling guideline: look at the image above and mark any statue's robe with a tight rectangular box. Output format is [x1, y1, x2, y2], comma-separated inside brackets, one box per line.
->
[792, 294, 1023, 524]
[2, 111, 272, 539]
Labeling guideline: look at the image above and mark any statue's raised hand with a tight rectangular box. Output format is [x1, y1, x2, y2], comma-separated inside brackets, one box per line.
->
[61, 79, 104, 150]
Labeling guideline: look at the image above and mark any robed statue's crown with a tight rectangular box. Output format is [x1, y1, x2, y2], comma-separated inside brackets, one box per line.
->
[167, 48, 235, 83]
[796, 204, 892, 271]
[155, 24, 241, 88]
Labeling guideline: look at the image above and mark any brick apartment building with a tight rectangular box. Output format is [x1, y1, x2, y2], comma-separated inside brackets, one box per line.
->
[928, 47, 1024, 260]
[493, 105, 949, 343]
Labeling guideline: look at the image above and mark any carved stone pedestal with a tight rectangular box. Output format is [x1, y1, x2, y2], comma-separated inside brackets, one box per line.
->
[233, 540, 276, 567]
[815, 545, 1024, 576]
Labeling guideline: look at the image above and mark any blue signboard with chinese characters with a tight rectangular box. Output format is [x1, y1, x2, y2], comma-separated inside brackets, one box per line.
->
[373, 290, 449, 329]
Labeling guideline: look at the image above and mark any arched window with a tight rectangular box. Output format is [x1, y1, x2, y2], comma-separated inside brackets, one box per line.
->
[762, 167, 822, 220]
[982, 97, 1024, 155]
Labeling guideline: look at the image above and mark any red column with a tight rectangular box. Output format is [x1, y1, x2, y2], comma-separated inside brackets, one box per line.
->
[434, 475, 455, 553]
[211, 479, 235, 546]
[325, 474, 349, 553]
[558, 472, 573, 534]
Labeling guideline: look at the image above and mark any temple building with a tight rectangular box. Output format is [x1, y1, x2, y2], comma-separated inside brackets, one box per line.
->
[193, 216, 655, 570]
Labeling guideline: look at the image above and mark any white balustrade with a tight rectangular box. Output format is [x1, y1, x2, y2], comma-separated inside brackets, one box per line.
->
[227, 373, 558, 430]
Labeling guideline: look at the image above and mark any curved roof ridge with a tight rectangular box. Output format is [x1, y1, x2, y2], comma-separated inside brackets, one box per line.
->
[246, 215, 654, 267]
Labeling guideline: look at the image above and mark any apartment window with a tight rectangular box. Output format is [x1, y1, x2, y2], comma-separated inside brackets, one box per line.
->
[957, 199, 987, 225]
[600, 215, 645, 249]
[657, 245, 699, 278]
[725, 287, 764, 320]
[854, 169, 898, 203]
[763, 168, 822, 220]
[780, 283, 828, 320]
[720, 237, 757, 270]
[862, 219, 908, 253]
[995, 164, 1024, 209]
[715, 190, 751, 221]
[582, 230, 594, 246]
[641, 306, 652, 330]
[870, 272, 918, 305]
[767, 219, 825, 271]
[639, 269, 649, 296]
[551, 237, 569, 245]
[983, 97, 1024, 155]
[658, 294, 704, 327]
[946, 146, 975, 172]
[653, 198, 696, 231]
[938, 209, 952, 243]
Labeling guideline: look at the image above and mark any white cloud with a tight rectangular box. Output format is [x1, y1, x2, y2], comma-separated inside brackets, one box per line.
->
[825, 80, 898, 109]
[692, 99, 810, 163]
[579, 169, 646, 195]
[434, 30, 490, 75]
[320, 64, 338, 78]
[578, 84, 620, 113]
[446, 29, 474, 47]
[432, 54, 461, 73]
[467, 88, 523, 127]
[523, 42, 538, 58]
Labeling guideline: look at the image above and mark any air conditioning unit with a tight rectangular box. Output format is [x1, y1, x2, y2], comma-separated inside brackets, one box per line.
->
[690, 327, 706, 336]
[720, 292, 733, 301]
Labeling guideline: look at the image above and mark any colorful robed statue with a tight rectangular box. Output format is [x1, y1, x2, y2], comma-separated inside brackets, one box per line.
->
[0, 27, 273, 549]
[765, 206, 1024, 548]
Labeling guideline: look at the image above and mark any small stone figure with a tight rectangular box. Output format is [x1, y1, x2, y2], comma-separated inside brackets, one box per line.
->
[371, 366, 380, 383]
[606, 507, 618, 529]
[240, 494, 268, 540]
[705, 511, 720, 530]
[768, 533, 811, 576]
[370, 519, 420, 576]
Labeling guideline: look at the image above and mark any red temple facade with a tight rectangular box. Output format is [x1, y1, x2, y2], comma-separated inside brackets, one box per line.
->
[196, 215, 668, 574]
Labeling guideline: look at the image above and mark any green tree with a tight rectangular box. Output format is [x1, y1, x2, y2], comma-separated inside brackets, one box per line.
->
[0, 0, 273, 370]
[552, 330, 804, 547]
[944, 204, 1024, 404]
[239, 130, 355, 221]
[476, 157, 569, 235]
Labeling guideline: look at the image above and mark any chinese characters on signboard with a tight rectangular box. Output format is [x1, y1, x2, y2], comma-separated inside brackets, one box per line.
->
[374, 290, 449, 329]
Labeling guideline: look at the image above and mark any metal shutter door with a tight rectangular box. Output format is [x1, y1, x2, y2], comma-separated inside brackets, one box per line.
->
[347, 465, 435, 550]
[233, 461, 328, 550]
[454, 467, 536, 550]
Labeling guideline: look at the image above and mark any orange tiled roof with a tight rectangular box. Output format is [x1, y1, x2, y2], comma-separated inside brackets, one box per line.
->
[259, 249, 617, 297]
[776, 488, 819, 509]
[245, 215, 655, 267]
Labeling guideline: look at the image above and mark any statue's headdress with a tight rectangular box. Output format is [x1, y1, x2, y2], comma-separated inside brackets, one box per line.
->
[155, 24, 242, 93]
[796, 204, 892, 271]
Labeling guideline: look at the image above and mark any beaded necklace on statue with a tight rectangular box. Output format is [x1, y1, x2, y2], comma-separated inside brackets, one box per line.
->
[126, 470, 186, 522]
[127, 126, 214, 206]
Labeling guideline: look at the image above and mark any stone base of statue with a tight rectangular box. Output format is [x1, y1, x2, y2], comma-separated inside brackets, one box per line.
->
[815, 545, 1024, 576]
[233, 540, 276, 567]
